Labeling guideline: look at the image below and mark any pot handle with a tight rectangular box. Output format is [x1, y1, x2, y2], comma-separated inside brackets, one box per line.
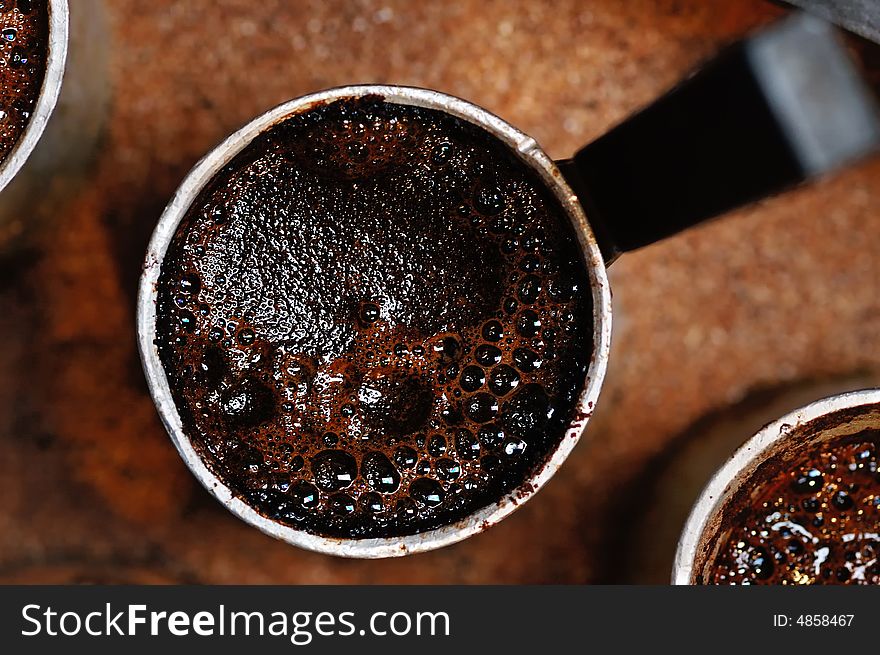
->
[558, 12, 880, 263]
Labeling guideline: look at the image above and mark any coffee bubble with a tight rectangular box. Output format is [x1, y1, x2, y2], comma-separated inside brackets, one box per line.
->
[289, 481, 320, 510]
[482, 320, 503, 342]
[477, 424, 504, 449]
[435, 457, 461, 482]
[518, 275, 542, 304]
[410, 478, 445, 507]
[502, 384, 550, 440]
[358, 301, 381, 326]
[358, 371, 433, 435]
[464, 393, 499, 423]
[460, 366, 485, 392]
[360, 492, 384, 513]
[329, 493, 357, 515]
[455, 429, 481, 460]
[361, 451, 401, 493]
[512, 347, 541, 373]
[474, 185, 505, 215]
[394, 446, 417, 470]
[179, 273, 200, 295]
[502, 438, 527, 457]
[475, 344, 502, 367]
[488, 364, 520, 397]
[516, 310, 541, 337]
[237, 327, 256, 346]
[427, 434, 447, 457]
[311, 450, 357, 492]
[220, 377, 276, 428]
[178, 310, 196, 333]
[708, 434, 880, 584]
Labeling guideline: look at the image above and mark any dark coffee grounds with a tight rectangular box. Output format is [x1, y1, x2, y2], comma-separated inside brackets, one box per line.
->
[0, 0, 48, 164]
[706, 430, 880, 585]
[155, 96, 594, 538]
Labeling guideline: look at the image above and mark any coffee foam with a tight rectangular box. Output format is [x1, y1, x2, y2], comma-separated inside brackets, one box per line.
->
[0, 1, 48, 164]
[707, 431, 880, 585]
[156, 96, 593, 538]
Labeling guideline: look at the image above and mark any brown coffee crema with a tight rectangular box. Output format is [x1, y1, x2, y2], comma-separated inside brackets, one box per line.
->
[0, 0, 49, 164]
[155, 96, 594, 538]
[705, 431, 880, 585]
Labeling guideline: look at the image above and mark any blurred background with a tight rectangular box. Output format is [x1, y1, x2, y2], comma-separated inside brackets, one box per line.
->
[0, 0, 878, 584]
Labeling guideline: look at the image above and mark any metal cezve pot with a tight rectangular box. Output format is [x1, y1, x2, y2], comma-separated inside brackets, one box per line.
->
[0, 0, 67, 194]
[673, 389, 880, 584]
[138, 14, 880, 557]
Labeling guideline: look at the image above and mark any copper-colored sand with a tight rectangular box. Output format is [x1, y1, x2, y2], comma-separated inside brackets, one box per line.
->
[1, 0, 879, 584]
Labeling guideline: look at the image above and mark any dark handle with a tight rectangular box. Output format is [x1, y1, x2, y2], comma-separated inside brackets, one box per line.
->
[559, 13, 880, 262]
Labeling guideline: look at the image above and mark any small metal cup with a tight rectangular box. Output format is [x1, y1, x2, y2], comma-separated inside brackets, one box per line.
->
[139, 15, 880, 557]
[138, 85, 612, 558]
[672, 389, 880, 584]
[0, 0, 68, 194]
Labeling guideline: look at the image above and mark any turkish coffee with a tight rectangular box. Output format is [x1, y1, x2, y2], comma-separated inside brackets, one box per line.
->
[155, 96, 594, 538]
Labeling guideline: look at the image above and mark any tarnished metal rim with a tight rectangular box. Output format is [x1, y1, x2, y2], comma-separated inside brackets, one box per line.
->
[0, 0, 69, 194]
[673, 388, 880, 584]
[137, 85, 613, 558]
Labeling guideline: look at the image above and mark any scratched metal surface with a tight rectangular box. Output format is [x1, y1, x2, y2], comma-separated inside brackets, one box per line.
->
[784, 0, 880, 43]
